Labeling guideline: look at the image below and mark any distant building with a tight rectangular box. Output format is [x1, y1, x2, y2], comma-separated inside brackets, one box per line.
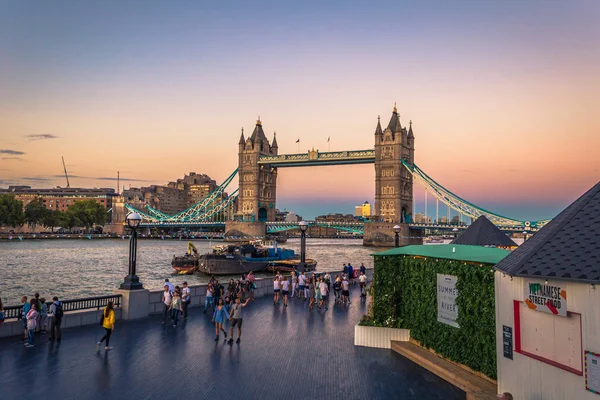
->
[315, 213, 358, 222]
[141, 185, 187, 215]
[274, 209, 301, 222]
[0, 186, 116, 212]
[167, 172, 218, 207]
[355, 201, 371, 218]
[438, 215, 449, 224]
[414, 213, 432, 224]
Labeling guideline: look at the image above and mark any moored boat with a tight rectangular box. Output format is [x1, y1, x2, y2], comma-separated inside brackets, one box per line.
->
[171, 242, 200, 275]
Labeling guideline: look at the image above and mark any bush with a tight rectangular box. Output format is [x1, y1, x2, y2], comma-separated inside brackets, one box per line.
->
[372, 255, 497, 379]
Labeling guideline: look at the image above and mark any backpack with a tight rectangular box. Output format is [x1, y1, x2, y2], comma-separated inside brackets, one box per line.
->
[55, 302, 64, 321]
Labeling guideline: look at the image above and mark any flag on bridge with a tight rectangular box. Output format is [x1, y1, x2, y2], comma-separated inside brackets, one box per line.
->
[296, 139, 300, 143]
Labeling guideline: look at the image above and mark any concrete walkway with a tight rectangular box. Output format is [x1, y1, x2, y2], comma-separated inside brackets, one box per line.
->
[0, 286, 465, 400]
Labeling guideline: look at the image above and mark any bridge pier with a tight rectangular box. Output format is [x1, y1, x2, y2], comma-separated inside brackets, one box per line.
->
[363, 222, 422, 247]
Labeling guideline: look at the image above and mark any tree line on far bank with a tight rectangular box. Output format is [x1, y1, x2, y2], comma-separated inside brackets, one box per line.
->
[0, 195, 108, 232]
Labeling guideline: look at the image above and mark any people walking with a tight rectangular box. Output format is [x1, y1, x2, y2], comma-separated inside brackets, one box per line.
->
[48, 296, 63, 342]
[228, 297, 250, 345]
[343, 263, 349, 277]
[213, 280, 223, 305]
[333, 276, 342, 303]
[341, 275, 351, 304]
[212, 298, 230, 341]
[39, 298, 48, 334]
[204, 282, 214, 313]
[97, 301, 115, 351]
[318, 278, 329, 310]
[348, 263, 355, 285]
[308, 277, 316, 311]
[181, 281, 191, 319]
[247, 271, 256, 300]
[359, 271, 368, 297]
[25, 301, 38, 348]
[298, 271, 307, 300]
[324, 272, 331, 292]
[291, 272, 298, 298]
[170, 291, 183, 327]
[164, 278, 175, 294]
[33, 293, 43, 333]
[20, 296, 31, 341]
[273, 276, 281, 305]
[227, 279, 237, 305]
[359, 263, 366, 275]
[281, 275, 290, 307]
[161, 285, 172, 324]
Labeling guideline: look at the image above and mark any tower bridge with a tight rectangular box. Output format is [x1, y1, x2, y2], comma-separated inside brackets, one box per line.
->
[116, 105, 549, 246]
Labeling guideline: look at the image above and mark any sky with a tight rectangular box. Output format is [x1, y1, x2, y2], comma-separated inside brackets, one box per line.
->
[0, 0, 598, 221]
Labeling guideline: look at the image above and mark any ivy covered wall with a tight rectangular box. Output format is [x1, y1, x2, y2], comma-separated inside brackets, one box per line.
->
[372, 255, 497, 379]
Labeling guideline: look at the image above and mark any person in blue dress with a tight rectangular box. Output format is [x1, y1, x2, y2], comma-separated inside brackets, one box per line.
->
[212, 298, 230, 341]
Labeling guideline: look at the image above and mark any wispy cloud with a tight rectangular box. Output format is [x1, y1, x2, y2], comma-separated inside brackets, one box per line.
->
[1, 156, 24, 161]
[25, 134, 59, 141]
[21, 177, 52, 182]
[96, 176, 151, 182]
[0, 149, 25, 155]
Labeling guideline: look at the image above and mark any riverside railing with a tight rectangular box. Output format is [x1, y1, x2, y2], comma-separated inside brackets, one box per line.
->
[3, 294, 122, 320]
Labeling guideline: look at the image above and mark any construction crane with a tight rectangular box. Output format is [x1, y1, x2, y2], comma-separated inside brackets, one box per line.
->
[61, 156, 70, 188]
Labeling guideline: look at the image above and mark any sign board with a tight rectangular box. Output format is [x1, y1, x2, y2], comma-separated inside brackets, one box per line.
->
[437, 274, 459, 328]
[524, 279, 567, 317]
[503, 325, 513, 360]
[586, 351, 600, 395]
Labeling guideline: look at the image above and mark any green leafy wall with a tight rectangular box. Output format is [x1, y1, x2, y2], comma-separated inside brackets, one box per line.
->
[372, 255, 496, 379]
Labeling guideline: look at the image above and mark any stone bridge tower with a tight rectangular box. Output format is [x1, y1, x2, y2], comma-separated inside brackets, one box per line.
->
[235, 117, 278, 222]
[374, 104, 415, 223]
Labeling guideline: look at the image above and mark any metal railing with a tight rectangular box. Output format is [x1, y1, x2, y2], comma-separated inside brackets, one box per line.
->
[2, 294, 122, 320]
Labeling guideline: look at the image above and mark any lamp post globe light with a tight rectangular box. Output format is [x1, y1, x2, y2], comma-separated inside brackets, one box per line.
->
[299, 220, 309, 265]
[120, 212, 144, 290]
[393, 225, 401, 248]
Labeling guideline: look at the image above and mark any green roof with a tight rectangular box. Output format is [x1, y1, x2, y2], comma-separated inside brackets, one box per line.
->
[373, 244, 510, 265]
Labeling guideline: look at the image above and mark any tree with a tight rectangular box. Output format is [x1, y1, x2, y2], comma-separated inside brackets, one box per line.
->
[59, 210, 80, 232]
[67, 200, 107, 230]
[42, 209, 62, 232]
[25, 198, 48, 227]
[0, 194, 25, 228]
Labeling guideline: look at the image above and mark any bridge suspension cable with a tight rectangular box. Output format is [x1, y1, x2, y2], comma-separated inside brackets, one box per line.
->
[403, 161, 547, 228]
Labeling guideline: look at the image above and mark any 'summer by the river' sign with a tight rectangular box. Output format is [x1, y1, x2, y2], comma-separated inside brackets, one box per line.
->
[524, 279, 567, 317]
[437, 274, 459, 328]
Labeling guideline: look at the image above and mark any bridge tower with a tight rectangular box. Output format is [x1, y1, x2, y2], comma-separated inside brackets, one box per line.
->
[374, 104, 414, 223]
[235, 117, 278, 223]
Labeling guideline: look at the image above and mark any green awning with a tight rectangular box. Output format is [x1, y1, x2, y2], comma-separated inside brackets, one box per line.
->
[373, 244, 510, 265]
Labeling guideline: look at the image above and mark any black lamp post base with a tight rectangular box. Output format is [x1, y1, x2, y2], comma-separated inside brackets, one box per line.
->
[120, 275, 144, 290]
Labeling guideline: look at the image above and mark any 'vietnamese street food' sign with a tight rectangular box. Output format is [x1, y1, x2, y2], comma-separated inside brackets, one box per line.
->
[524, 279, 567, 317]
[437, 274, 459, 328]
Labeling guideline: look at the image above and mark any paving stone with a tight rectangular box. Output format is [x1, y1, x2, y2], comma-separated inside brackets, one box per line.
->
[0, 285, 465, 400]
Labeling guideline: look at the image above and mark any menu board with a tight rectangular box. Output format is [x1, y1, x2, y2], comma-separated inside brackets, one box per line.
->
[503, 325, 513, 360]
[586, 351, 600, 395]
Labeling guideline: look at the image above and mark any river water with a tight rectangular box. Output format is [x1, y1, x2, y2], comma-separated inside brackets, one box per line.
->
[0, 238, 377, 305]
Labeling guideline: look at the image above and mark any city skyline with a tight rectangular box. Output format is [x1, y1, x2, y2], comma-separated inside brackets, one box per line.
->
[1, 1, 598, 221]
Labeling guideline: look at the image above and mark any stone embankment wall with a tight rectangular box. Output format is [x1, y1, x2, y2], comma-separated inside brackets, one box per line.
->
[0, 269, 373, 338]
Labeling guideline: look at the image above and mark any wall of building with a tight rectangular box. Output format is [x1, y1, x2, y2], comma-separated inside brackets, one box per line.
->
[495, 273, 600, 399]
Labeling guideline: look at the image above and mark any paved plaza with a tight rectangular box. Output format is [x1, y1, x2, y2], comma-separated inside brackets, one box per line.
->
[0, 286, 465, 400]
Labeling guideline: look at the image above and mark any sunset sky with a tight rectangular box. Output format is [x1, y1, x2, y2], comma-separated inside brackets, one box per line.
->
[1, 1, 598, 220]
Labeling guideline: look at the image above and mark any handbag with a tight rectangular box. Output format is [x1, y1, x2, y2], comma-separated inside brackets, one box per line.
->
[99, 312, 105, 326]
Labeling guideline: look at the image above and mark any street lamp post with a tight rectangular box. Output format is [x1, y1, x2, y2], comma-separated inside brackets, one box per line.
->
[522, 231, 528, 241]
[120, 212, 143, 290]
[299, 220, 309, 264]
[393, 225, 401, 248]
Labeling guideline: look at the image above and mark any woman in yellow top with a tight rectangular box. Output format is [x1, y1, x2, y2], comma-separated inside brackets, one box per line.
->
[97, 301, 115, 351]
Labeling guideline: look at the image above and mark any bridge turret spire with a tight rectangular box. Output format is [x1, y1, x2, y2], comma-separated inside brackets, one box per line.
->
[250, 116, 268, 143]
[272, 131, 278, 149]
[408, 120, 414, 139]
[375, 115, 383, 136]
[387, 103, 402, 133]
[239, 127, 245, 145]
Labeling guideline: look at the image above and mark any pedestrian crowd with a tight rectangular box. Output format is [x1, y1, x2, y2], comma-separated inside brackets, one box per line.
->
[2, 263, 369, 351]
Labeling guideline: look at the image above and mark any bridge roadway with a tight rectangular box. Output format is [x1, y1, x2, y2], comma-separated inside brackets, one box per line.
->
[0, 285, 465, 400]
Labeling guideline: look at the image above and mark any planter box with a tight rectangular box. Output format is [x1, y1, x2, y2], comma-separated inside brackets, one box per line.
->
[354, 324, 410, 349]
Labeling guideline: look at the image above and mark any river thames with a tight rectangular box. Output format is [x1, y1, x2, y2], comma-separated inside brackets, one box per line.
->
[0, 238, 379, 305]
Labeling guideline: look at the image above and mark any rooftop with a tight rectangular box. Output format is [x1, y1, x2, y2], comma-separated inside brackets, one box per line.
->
[0, 290, 464, 400]
[451, 216, 517, 247]
[374, 244, 510, 265]
[495, 181, 600, 283]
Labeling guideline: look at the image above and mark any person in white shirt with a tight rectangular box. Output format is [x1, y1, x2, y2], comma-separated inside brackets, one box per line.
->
[273, 276, 281, 306]
[161, 285, 172, 324]
[181, 281, 191, 319]
[298, 272, 307, 300]
[318, 279, 329, 310]
[291, 273, 298, 298]
[341, 277, 351, 304]
[164, 278, 175, 294]
[358, 272, 368, 297]
[281, 276, 290, 307]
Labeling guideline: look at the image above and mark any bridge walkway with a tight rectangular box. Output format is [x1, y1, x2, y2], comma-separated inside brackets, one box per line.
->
[0, 285, 465, 400]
